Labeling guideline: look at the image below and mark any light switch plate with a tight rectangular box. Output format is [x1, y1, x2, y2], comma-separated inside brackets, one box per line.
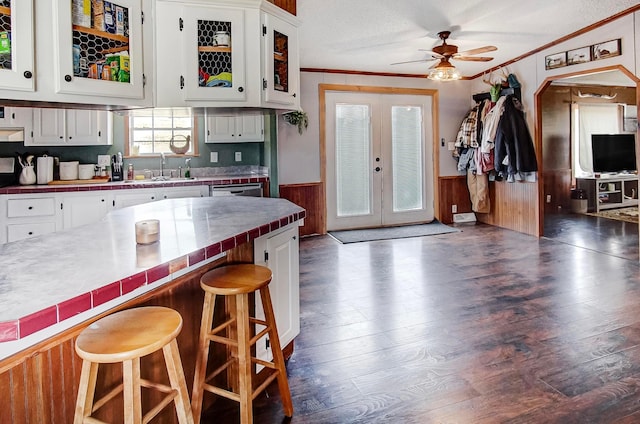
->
[235, 152, 242, 162]
[210, 152, 218, 163]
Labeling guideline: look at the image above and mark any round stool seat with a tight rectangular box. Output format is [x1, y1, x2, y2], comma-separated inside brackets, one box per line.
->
[200, 264, 272, 295]
[76, 306, 183, 364]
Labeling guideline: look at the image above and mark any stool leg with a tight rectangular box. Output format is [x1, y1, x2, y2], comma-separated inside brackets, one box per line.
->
[260, 286, 294, 417]
[236, 293, 253, 424]
[123, 357, 142, 424]
[74, 360, 99, 424]
[164, 339, 195, 424]
[192, 292, 216, 424]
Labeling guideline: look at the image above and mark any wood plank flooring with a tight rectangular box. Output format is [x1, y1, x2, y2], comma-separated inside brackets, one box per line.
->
[205, 213, 640, 423]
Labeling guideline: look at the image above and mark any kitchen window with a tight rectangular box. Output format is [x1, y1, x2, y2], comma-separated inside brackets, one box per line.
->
[125, 109, 199, 157]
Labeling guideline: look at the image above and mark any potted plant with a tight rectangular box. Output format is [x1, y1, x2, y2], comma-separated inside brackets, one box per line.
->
[283, 110, 308, 135]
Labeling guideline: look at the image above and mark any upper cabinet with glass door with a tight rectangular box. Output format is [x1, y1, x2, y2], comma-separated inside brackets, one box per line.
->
[52, 0, 145, 100]
[0, 0, 35, 92]
[261, 3, 299, 109]
[154, 0, 262, 107]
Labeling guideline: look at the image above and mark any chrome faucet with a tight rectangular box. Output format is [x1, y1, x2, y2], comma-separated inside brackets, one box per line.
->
[160, 152, 166, 177]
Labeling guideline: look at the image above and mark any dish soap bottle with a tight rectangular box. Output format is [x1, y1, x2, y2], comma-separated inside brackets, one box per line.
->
[184, 158, 191, 178]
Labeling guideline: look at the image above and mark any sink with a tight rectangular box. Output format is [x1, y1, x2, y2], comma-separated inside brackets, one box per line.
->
[124, 177, 196, 183]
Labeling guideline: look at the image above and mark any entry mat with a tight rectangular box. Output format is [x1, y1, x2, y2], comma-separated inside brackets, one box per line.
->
[329, 221, 460, 244]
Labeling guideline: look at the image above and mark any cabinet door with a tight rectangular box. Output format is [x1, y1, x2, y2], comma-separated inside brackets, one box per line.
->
[30, 108, 65, 145]
[160, 186, 208, 199]
[61, 194, 110, 229]
[205, 113, 236, 142]
[0, 106, 31, 128]
[254, 225, 300, 361]
[236, 113, 264, 142]
[7, 221, 56, 242]
[261, 11, 299, 107]
[0, 1, 35, 92]
[113, 189, 157, 209]
[52, 0, 144, 99]
[182, 6, 246, 102]
[66, 109, 110, 145]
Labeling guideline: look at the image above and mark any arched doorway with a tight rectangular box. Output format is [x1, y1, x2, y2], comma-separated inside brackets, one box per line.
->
[535, 65, 640, 254]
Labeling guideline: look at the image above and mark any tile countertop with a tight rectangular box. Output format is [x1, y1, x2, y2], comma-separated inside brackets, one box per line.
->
[0, 175, 268, 194]
[0, 196, 305, 358]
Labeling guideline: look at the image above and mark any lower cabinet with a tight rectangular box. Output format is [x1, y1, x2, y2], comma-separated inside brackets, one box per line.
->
[0, 185, 210, 243]
[61, 193, 110, 229]
[0, 195, 61, 243]
[253, 223, 300, 362]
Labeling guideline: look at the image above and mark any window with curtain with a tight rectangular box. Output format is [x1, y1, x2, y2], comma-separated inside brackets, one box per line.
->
[572, 103, 621, 175]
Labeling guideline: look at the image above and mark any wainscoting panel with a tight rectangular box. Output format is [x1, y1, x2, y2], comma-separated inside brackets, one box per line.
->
[279, 182, 324, 236]
[438, 176, 472, 224]
[478, 181, 540, 236]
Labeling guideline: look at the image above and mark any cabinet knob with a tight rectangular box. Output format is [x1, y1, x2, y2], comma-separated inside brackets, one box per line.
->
[375, 167, 381, 172]
[238, 87, 244, 93]
[65, 75, 72, 82]
[28, 206, 33, 210]
[28, 231, 33, 235]
[23, 70, 33, 79]
[293, 93, 296, 97]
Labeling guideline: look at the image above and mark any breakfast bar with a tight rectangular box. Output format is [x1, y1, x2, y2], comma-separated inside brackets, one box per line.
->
[0, 195, 305, 423]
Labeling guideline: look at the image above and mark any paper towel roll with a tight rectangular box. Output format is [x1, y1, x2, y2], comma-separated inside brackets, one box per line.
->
[36, 156, 54, 184]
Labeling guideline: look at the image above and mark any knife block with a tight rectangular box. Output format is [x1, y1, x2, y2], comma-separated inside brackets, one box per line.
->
[111, 165, 123, 181]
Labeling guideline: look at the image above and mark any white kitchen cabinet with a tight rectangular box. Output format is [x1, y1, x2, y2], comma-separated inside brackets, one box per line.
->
[0, 194, 61, 243]
[253, 223, 300, 361]
[113, 188, 158, 209]
[154, 0, 261, 107]
[60, 192, 110, 229]
[27, 108, 112, 146]
[0, 1, 35, 93]
[261, 5, 300, 109]
[0, 106, 31, 129]
[160, 185, 209, 199]
[52, 0, 145, 100]
[205, 111, 264, 143]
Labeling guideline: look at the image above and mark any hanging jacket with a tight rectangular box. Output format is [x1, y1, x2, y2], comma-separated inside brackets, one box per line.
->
[494, 95, 538, 181]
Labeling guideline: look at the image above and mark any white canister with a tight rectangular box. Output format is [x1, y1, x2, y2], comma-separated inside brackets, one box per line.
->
[59, 161, 79, 180]
[78, 164, 96, 180]
[36, 156, 54, 184]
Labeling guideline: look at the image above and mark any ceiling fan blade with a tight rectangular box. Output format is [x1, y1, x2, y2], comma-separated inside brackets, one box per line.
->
[418, 49, 444, 59]
[456, 45, 497, 56]
[390, 58, 434, 66]
[453, 55, 494, 62]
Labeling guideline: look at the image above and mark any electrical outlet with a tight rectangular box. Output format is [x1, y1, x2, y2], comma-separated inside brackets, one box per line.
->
[451, 204, 457, 213]
[210, 152, 218, 163]
[546, 194, 551, 203]
[235, 152, 242, 162]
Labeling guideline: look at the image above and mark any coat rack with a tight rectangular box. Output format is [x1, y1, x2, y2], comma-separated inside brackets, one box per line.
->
[472, 86, 521, 103]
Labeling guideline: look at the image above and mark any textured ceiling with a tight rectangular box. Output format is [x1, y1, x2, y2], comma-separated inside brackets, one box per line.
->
[297, 0, 639, 78]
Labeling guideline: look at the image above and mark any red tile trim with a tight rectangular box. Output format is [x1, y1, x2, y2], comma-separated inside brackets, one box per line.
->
[147, 263, 170, 284]
[19, 306, 58, 338]
[91, 281, 122, 307]
[0, 321, 18, 342]
[121, 272, 148, 295]
[58, 293, 92, 321]
[188, 249, 206, 266]
[206, 243, 222, 259]
[221, 237, 236, 251]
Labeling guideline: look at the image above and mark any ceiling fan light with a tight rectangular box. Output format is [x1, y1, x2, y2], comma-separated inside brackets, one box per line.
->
[427, 66, 461, 81]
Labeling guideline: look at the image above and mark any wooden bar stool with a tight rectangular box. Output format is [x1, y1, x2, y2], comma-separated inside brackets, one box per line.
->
[74, 306, 194, 424]
[191, 264, 293, 424]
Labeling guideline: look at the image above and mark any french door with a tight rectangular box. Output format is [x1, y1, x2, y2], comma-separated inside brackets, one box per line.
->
[326, 91, 434, 231]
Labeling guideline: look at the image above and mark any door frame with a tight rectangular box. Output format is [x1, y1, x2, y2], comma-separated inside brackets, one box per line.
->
[319, 84, 440, 234]
[534, 64, 640, 237]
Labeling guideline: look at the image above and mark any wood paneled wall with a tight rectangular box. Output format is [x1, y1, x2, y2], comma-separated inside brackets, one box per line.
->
[438, 176, 472, 224]
[477, 181, 540, 236]
[267, 0, 296, 15]
[279, 182, 324, 236]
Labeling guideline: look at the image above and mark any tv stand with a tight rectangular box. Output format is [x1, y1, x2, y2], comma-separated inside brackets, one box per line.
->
[576, 175, 639, 213]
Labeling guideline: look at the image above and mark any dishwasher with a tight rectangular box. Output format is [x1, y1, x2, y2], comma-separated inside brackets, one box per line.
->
[210, 183, 263, 197]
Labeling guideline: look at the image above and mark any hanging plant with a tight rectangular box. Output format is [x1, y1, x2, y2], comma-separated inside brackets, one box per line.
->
[283, 110, 309, 135]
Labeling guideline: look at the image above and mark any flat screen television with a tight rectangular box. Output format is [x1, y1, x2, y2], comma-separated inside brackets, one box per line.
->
[591, 133, 637, 173]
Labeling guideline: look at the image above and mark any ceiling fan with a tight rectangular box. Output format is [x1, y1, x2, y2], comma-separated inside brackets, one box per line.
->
[392, 31, 497, 80]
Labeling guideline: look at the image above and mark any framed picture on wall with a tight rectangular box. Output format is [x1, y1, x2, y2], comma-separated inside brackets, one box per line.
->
[592, 39, 621, 60]
[567, 46, 591, 65]
[545, 52, 566, 70]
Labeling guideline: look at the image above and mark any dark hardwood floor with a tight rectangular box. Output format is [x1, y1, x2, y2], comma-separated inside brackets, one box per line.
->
[206, 213, 640, 423]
